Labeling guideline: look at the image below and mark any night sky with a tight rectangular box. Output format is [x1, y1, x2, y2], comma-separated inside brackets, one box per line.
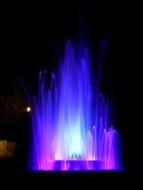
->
[0, 2, 131, 170]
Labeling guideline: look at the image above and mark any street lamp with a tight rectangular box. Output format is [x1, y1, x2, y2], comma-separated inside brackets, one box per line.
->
[26, 106, 31, 112]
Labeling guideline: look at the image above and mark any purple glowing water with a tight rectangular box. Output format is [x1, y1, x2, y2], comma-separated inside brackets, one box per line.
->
[30, 41, 121, 170]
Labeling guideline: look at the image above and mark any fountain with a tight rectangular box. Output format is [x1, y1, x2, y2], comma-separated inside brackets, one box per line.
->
[29, 40, 121, 170]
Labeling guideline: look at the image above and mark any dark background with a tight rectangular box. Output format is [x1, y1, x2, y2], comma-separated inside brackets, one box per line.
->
[0, 1, 134, 181]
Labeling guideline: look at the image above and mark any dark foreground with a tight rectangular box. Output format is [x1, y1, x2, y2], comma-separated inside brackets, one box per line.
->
[0, 158, 137, 187]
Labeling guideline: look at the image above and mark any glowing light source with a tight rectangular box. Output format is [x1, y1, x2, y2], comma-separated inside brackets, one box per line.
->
[26, 106, 31, 112]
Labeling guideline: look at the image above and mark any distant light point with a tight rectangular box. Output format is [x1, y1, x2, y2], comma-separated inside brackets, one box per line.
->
[26, 106, 31, 112]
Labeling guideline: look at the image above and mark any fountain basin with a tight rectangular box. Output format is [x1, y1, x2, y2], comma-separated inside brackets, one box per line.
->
[37, 160, 105, 171]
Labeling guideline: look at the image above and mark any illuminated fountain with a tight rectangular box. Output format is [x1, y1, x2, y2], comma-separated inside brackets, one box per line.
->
[29, 40, 121, 170]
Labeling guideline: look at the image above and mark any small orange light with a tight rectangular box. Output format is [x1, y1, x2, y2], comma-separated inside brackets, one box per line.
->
[26, 106, 31, 112]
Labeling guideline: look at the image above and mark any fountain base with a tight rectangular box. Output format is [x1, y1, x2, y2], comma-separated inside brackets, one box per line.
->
[38, 160, 105, 171]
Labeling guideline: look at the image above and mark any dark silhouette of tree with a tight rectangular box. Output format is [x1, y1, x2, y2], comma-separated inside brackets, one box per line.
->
[0, 82, 27, 138]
